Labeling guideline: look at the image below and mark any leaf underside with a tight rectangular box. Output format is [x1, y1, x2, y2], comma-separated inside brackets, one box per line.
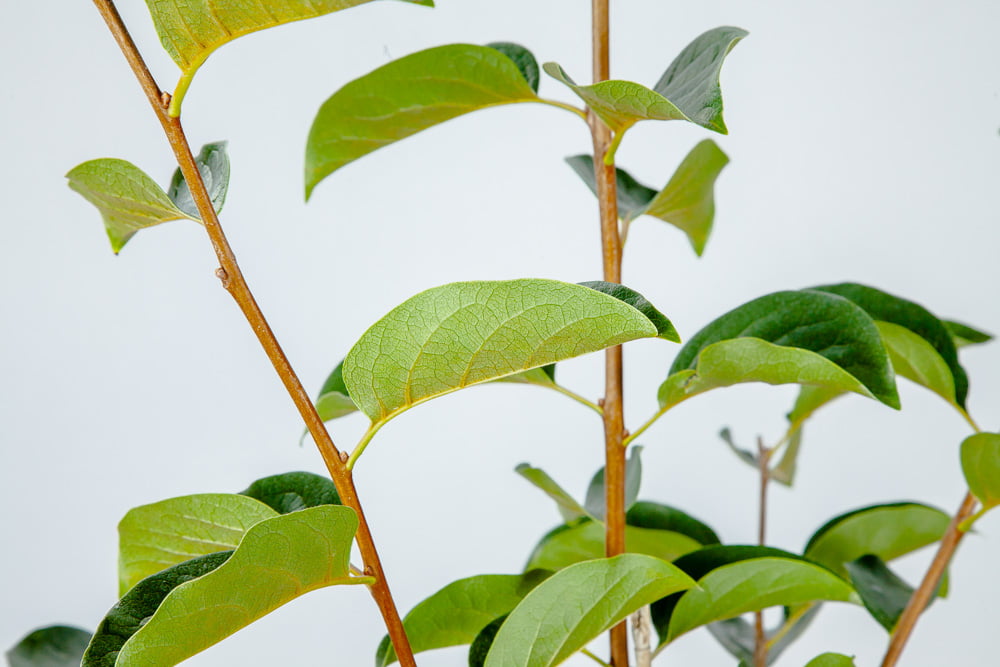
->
[7, 625, 92, 667]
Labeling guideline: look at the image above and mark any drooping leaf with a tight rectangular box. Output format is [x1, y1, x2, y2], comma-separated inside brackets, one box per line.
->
[845, 555, 917, 632]
[805, 654, 856, 667]
[86, 506, 364, 667]
[584, 445, 643, 519]
[486, 42, 540, 92]
[167, 141, 229, 219]
[708, 604, 822, 666]
[804, 503, 950, 577]
[876, 321, 957, 405]
[661, 290, 900, 410]
[525, 519, 700, 572]
[344, 279, 673, 427]
[117, 493, 278, 595]
[66, 159, 193, 253]
[239, 471, 341, 514]
[484, 555, 695, 667]
[375, 571, 550, 666]
[6, 625, 92, 667]
[515, 463, 588, 522]
[771, 385, 847, 486]
[810, 283, 968, 408]
[565, 155, 658, 222]
[652, 26, 748, 134]
[468, 615, 507, 667]
[961, 432, 1000, 510]
[943, 319, 994, 348]
[719, 427, 759, 468]
[625, 501, 721, 546]
[306, 44, 540, 197]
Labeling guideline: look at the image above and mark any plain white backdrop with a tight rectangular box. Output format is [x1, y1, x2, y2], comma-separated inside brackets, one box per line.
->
[2, 1, 999, 665]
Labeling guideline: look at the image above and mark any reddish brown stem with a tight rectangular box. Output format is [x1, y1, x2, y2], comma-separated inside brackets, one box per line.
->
[89, 2, 415, 664]
[880, 491, 978, 667]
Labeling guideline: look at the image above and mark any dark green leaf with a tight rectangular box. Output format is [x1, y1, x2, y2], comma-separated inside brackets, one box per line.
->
[961, 432, 1000, 509]
[625, 501, 721, 546]
[706, 604, 821, 666]
[239, 471, 341, 514]
[468, 615, 507, 667]
[584, 445, 643, 519]
[578, 282, 679, 341]
[515, 463, 588, 522]
[486, 42, 540, 93]
[805, 652, 856, 666]
[167, 141, 229, 219]
[565, 155, 658, 222]
[845, 555, 916, 632]
[306, 44, 539, 197]
[943, 319, 994, 348]
[6, 626, 92, 667]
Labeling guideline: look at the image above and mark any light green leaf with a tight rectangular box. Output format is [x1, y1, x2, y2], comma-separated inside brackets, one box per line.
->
[167, 141, 229, 219]
[579, 281, 679, 341]
[805, 654, 856, 667]
[6, 626, 92, 667]
[494, 364, 558, 388]
[943, 319, 994, 348]
[584, 445, 643, 519]
[804, 503, 950, 577]
[66, 158, 194, 253]
[666, 558, 857, 642]
[876, 321, 957, 405]
[652, 26, 748, 134]
[117, 493, 278, 595]
[515, 463, 588, 522]
[484, 555, 695, 667]
[961, 432, 1000, 509]
[487, 42, 540, 93]
[86, 506, 365, 667]
[375, 571, 550, 666]
[344, 279, 671, 427]
[525, 520, 701, 572]
[306, 44, 540, 197]
[239, 470, 341, 514]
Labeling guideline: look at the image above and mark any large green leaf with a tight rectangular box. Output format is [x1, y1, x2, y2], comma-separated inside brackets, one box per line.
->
[484, 555, 695, 666]
[306, 44, 540, 197]
[167, 141, 229, 219]
[567, 140, 729, 255]
[845, 555, 918, 632]
[662, 290, 899, 409]
[584, 445, 643, 519]
[515, 463, 588, 522]
[6, 626, 92, 667]
[86, 506, 365, 667]
[961, 432, 1000, 510]
[876, 321, 957, 406]
[804, 503, 950, 577]
[117, 493, 278, 595]
[375, 571, 550, 666]
[344, 279, 673, 427]
[525, 519, 701, 572]
[66, 159, 194, 253]
[239, 471, 341, 513]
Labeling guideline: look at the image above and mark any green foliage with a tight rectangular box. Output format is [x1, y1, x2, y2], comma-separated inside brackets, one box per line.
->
[584, 445, 644, 519]
[805, 654, 856, 667]
[845, 555, 919, 632]
[6, 626, 92, 667]
[239, 470, 342, 513]
[515, 463, 589, 522]
[961, 432, 1000, 511]
[167, 141, 229, 219]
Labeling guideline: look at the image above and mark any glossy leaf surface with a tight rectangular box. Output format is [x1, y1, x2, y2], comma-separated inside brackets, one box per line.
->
[375, 572, 549, 666]
[845, 555, 915, 631]
[525, 520, 700, 572]
[66, 159, 192, 253]
[117, 493, 278, 595]
[344, 279, 670, 425]
[584, 445, 643, 519]
[167, 141, 229, 219]
[484, 555, 694, 666]
[961, 432, 1000, 509]
[625, 501, 721, 546]
[239, 471, 341, 513]
[306, 44, 539, 197]
[515, 463, 588, 522]
[6, 626, 92, 667]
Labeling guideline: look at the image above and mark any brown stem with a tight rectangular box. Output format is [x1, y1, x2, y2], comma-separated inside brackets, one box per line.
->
[89, 2, 416, 664]
[880, 491, 978, 667]
[589, 1, 627, 666]
[753, 437, 772, 667]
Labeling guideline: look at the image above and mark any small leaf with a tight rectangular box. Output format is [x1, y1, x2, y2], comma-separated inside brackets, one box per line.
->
[314, 359, 359, 422]
[652, 26, 748, 134]
[805, 653, 857, 666]
[484, 555, 695, 667]
[579, 281, 680, 341]
[584, 445, 643, 519]
[875, 321, 957, 405]
[167, 141, 229, 219]
[804, 503, 950, 577]
[625, 501, 722, 546]
[375, 572, 549, 666]
[6, 626, 92, 667]
[845, 555, 916, 632]
[719, 427, 759, 468]
[771, 385, 847, 487]
[66, 159, 193, 253]
[706, 604, 821, 666]
[487, 42, 540, 93]
[239, 471, 341, 514]
[344, 279, 670, 428]
[525, 519, 700, 572]
[515, 463, 589, 522]
[943, 319, 994, 348]
[961, 432, 1000, 509]
[86, 506, 364, 667]
[565, 155, 658, 222]
[468, 615, 507, 667]
[117, 493, 278, 595]
[306, 44, 539, 197]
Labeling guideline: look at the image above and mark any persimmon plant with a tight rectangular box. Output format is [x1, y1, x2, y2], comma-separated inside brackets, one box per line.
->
[6, 2, 998, 667]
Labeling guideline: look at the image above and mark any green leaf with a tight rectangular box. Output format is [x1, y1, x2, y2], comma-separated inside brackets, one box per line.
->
[804, 503, 950, 577]
[484, 555, 695, 667]
[375, 572, 550, 666]
[579, 281, 680, 341]
[706, 604, 821, 666]
[487, 42, 540, 93]
[6, 626, 92, 667]
[565, 155, 658, 222]
[652, 26, 748, 134]
[306, 44, 539, 197]
[625, 501, 721, 546]
[805, 654, 856, 667]
[961, 432, 1000, 509]
[167, 141, 229, 219]
[239, 471, 341, 514]
[525, 519, 701, 572]
[584, 445, 644, 519]
[86, 506, 365, 667]
[662, 290, 900, 410]
[494, 364, 558, 387]
[515, 463, 588, 522]
[876, 321, 957, 405]
[943, 319, 994, 348]
[845, 555, 916, 632]
[117, 493, 278, 595]
[344, 279, 670, 427]
[469, 615, 507, 667]
[810, 283, 968, 408]
[66, 158, 193, 253]
[719, 427, 759, 468]
[314, 359, 359, 422]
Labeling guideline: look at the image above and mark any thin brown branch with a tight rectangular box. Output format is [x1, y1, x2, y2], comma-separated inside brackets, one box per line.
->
[881, 491, 978, 667]
[753, 437, 772, 667]
[89, 2, 415, 664]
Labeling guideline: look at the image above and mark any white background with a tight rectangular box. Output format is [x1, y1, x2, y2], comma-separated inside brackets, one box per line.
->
[2, 1, 999, 665]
